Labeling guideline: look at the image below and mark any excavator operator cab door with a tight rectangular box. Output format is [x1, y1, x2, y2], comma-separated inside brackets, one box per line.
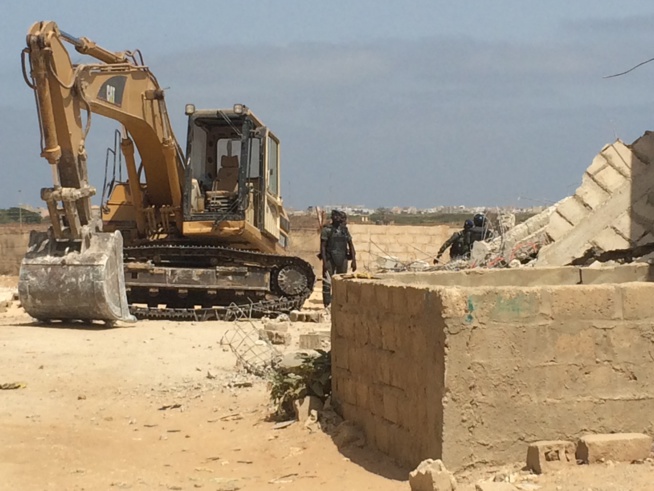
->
[260, 128, 285, 245]
[184, 108, 252, 223]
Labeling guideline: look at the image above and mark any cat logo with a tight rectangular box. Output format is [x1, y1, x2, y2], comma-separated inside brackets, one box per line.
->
[97, 76, 126, 106]
[106, 85, 116, 104]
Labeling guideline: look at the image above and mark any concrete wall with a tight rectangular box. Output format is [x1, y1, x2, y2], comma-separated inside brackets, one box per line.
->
[538, 132, 654, 265]
[289, 223, 457, 273]
[331, 264, 654, 470]
[0, 227, 35, 275]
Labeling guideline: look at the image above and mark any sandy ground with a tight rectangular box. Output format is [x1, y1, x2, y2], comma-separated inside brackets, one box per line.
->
[2, 290, 654, 490]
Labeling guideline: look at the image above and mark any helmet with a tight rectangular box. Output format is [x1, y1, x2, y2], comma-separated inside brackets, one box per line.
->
[473, 213, 486, 227]
[464, 219, 473, 229]
[331, 209, 346, 219]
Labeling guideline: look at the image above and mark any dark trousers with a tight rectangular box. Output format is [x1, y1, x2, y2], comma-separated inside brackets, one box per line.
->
[322, 258, 348, 307]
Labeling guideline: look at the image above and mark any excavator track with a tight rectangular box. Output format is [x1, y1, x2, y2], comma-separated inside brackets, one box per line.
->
[123, 243, 315, 320]
[129, 297, 308, 321]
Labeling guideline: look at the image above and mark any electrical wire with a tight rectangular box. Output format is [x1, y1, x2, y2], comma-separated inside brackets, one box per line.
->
[604, 56, 654, 79]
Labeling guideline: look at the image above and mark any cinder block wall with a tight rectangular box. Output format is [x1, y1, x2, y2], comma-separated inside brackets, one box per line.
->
[331, 264, 654, 470]
[331, 281, 447, 466]
[0, 228, 33, 275]
[289, 223, 457, 273]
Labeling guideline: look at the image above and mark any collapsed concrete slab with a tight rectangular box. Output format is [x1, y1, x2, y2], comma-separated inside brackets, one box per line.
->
[537, 132, 654, 266]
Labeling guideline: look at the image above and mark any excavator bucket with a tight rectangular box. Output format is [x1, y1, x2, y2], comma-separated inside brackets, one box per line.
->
[18, 230, 134, 324]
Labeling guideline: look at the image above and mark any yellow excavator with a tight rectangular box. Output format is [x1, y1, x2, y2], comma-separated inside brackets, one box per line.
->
[18, 21, 315, 323]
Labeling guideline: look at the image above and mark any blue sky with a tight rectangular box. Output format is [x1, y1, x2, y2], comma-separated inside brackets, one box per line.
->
[2, 1, 654, 209]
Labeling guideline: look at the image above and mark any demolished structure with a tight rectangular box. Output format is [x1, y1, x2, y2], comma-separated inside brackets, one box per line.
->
[375, 131, 654, 272]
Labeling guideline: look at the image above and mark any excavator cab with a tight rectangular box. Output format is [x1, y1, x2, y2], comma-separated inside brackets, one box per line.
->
[182, 104, 290, 251]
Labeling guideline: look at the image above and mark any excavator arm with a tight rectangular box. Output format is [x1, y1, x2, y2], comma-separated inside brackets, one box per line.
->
[24, 20, 184, 239]
[18, 21, 185, 324]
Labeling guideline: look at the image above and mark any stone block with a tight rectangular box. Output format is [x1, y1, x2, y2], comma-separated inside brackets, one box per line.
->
[591, 227, 631, 252]
[409, 459, 456, 491]
[555, 196, 590, 226]
[576, 433, 652, 463]
[526, 440, 576, 474]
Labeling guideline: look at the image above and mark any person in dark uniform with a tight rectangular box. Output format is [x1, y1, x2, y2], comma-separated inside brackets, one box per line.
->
[466, 213, 494, 248]
[435, 219, 473, 263]
[319, 210, 357, 307]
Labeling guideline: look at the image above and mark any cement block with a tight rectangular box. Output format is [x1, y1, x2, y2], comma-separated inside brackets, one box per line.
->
[575, 176, 611, 210]
[299, 331, 330, 350]
[331, 338, 349, 370]
[603, 140, 648, 176]
[382, 385, 401, 424]
[555, 197, 590, 226]
[526, 440, 576, 474]
[549, 285, 618, 320]
[608, 212, 645, 244]
[591, 227, 631, 252]
[580, 263, 650, 285]
[592, 163, 628, 193]
[263, 321, 290, 332]
[637, 232, 654, 246]
[475, 483, 518, 491]
[576, 433, 652, 463]
[545, 212, 574, 242]
[632, 194, 654, 224]
[621, 282, 654, 320]
[586, 153, 608, 176]
[630, 131, 654, 165]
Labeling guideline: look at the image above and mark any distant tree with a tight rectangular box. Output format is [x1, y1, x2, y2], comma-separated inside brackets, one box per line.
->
[371, 207, 392, 225]
[0, 208, 42, 224]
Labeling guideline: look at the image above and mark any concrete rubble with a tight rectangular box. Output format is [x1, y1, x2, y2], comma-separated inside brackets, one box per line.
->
[409, 459, 457, 491]
[375, 131, 654, 273]
[526, 440, 576, 474]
